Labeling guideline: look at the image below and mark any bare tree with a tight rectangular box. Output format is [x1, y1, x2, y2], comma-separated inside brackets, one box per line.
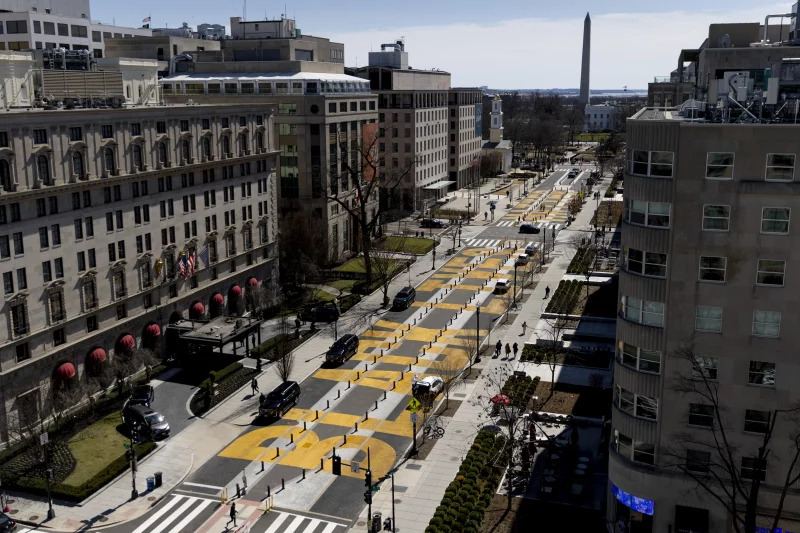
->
[278, 210, 325, 294]
[661, 345, 800, 533]
[326, 124, 416, 283]
[539, 314, 571, 397]
[273, 315, 295, 382]
[459, 332, 481, 377]
[429, 356, 466, 410]
[480, 151, 503, 184]
[564, 108, 585, 145]
[370, 236, 407, 307]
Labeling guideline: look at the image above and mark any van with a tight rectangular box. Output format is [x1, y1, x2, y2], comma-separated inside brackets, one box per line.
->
[326, 334, 359, 364]
[494, 279, 510, 294]
[259, 381, 300, 418]
[393, 287, 416, 310]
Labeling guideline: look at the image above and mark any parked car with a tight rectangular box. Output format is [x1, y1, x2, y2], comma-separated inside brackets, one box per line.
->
[301, 302, 341, 323]
[122, 404, 170, 440]
[494, 279, 510, 294]
[326, 334, 359, 364]
[420, 219, 446, 229]
[525, 244, 538, 256]
[515, 253, 529, 267]
[519, 224, 541, 234]
[0, 513, 17, 533]
[412, 376, 444, 401]
[392, 287, 417, 310]
[259, 381, 300, 419]
[128, 385, 154, 408]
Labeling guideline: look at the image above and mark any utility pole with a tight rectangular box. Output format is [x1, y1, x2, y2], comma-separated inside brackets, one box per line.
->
[474, 305, 481, 368]
[366, 448, 372, 533]
[512, 264, 518, 309]
[391, 470, 396, 533]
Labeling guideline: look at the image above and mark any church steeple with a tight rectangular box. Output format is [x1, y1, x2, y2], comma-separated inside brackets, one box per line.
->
[489, 94, 504, 143]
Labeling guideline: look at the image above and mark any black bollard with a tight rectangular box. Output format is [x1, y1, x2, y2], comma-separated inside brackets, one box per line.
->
[282, 478, 285, 491]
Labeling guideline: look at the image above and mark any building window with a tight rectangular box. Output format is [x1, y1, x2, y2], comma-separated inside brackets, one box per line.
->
[705, 152, 734, 179]
[614, 430, 655, 466]
[761, 207, 790, 235]
[202, 137, 211, 159]
[625, 199, 670, 228]
[748, 361, 776, 387]
[702, 204, 730, 231]
[104, 148, 116, 173]
[141, 262, 153, 289]
[630, 150, 673, 177]
[3, 272, 12, 294]
[752, 310, 781, 338]
[222, 135, 231, 157]
[622, 296, 664, 327]
[744, 410, 771, 434]
[48, 289, 65, 322]
[10, 299, 28, 336]
[686, 450, 711, 473]
[181, 139, 191, 163]
[618, 342, 661, 374]
[765, 153, 795, 181]
[756, 259, 785, 286]
[624, 248, 667, 278]
[614, 386, 658, 421]
[37, 155, 51, 184]
[132, 144, 143, 170]
[689, 403, 714, 428]
[33, 128, 48, 145]
[112, 270, 126, 299]
[698, 256, 726, 282]
[116, 304, 127, 319]
[741, 458, 767, 481]
[0, 159, 12, 191]
[692, 355, 718, 381]
[158, 142, 168, 165]
[694, 306, 722, 333]
[71, 151, 84, 178]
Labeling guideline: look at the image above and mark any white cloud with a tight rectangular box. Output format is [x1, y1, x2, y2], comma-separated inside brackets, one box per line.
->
[329, 3, 788, 89]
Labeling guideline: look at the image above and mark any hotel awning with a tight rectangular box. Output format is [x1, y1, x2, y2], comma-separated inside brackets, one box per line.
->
[423, 181, 456, 190]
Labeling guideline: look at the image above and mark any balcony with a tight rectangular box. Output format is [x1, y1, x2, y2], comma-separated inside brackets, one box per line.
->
[13, 324, 29, 337]
[84, 298, 98, 310]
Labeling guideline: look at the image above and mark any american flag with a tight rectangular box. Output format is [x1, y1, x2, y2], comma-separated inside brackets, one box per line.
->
[187, 251, 195, 276]
[178, 252, 188, 279]
[470, 156, 481, 167]
[178, 251, 195, 280]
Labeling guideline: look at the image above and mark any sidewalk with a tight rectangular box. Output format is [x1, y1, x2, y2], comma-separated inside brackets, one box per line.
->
[351, 174, 610, 533]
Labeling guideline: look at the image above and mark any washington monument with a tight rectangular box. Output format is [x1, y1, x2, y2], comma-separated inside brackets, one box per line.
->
[579, 12, 591, 105]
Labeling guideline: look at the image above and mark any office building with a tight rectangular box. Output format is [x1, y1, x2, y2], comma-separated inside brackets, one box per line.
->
[0, 51, 279, 443]
[0, 0, 150, 57]
[353, 40, 482, 214]
[611, 13, 800, 533]
[584, 103, 619, 132]
[156, 19, 378, 262]
[197, 23, 226, 40]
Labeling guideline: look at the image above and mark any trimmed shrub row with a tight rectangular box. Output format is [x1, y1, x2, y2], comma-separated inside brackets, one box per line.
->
[192, 364, 258, 416]
[425, 430, 508, 533]
[250, 331, 314, 361]
[544, 280, 584, 315]
[500, 374, 540, 410]
[520, 344, 612, 369]
[7, 440, 155, 502]
[567, 245, 596, 275]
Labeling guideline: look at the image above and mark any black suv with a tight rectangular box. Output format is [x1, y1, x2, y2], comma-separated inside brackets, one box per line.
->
[122, 404, 170, 440]
[129, 385, 154, 408]
[259, 381, 300, 419]
[301, 302, 341, 323]
[326, 334, 359, 364]
[421, 219, 446, 229]
[393, 287, 416, 310]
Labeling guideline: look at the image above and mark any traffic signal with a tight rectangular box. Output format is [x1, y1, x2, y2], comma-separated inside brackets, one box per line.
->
[364, 490, 372, 505]
[331, 455, 341, 476]
[364, 470, 373, 504]
[126, 449, 133, 462]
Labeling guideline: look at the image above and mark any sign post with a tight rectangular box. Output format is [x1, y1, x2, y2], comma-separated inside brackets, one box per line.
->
[407, 400, 421, 455]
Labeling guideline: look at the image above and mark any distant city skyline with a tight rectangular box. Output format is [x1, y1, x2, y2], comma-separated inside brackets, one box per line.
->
[91, 1, 792, 88]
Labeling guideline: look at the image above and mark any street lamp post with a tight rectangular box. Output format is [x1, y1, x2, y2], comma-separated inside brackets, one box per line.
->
[512, 264, 518, 309]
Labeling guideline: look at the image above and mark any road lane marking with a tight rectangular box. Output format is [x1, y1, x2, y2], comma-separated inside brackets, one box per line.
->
[165, 498, 212, 533]
[183, 481, 224, 490]
[131, 495, 185, 533]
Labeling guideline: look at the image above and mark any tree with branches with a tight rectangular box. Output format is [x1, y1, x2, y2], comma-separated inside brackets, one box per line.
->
[326, 124, 416, 283]
[429, 355, 466, 411]
[273, 315, 295, 382]
[539, 314, 571, 397]
[564, 108, 585, 146]
[371, 237, 407, 307]
[480, 151, 503, 184]
[662, 345, 800, 533]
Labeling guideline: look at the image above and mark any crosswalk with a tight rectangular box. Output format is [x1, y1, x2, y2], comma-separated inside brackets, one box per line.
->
[130, 494, 216, 533]
[495, 220, 518, 227]
[464, 238, 501, 248]
[256, 510, 349, 533]
[495, 220, 564, 231]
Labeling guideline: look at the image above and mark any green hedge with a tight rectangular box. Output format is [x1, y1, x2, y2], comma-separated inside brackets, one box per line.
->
[192, 365, 257, 416]
[520, 345, 612, 369]
[338, 293, 362, 313]
[10, 441, 155, 502]
[426, 430, 508, 533]
[500, 374, 540, 410]
[545, 280, 583, 315]
[250, 331, 314, 361]
[567, 246, 596, 275]
[199, 361, 243, 390]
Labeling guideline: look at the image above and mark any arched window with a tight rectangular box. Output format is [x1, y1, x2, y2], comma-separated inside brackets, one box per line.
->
[104, 148, 115, 173]
[256, 133, 264, 152]
[132, 144, 142, 170]
[37, 155, 50, 184]
[0, 159, 12, 191]
[158, 142, 167, 164]
[202, 137, 211, 159]
[181, 139, 190, 162]
[71, 151, 84, 178]
[239, 133, 248, 153]
[222, 135, 230, 157]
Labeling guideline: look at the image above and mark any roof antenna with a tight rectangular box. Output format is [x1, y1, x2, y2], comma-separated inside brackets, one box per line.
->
[243, 0, 246, 21]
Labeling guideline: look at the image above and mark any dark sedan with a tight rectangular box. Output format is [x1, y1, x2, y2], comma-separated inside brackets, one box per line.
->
[420, 219, 446, 229]
[519, 224, 541, 234]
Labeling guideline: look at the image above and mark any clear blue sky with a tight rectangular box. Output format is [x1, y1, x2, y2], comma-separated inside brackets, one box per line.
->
[91, 1, 789, 89]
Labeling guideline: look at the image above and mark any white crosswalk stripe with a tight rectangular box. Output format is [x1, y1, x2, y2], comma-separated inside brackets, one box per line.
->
[256, 511, 349, 533]
[131, 495, 215, 533]
[465, 239, 501, 248]
[495, 220, 517, 227]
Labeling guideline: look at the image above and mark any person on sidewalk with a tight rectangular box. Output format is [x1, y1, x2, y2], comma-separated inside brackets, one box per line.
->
[229, 502, 237, 527]
[505, 343, 511, 359]
[295, 317, 301, 330]
[251, 377, 259, 395]
[512, 343, 519, 359]
[495, 340, 502, 358]
[521, 321, 528, 335]
[545, 286, 551, 299]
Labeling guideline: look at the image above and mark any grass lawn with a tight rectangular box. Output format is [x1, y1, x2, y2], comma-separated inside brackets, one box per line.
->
[325, 279, 357, 292]
[336, 257, 398, 273]
[575, 132, 611, 142]
[62, 411, 127, 486]
[379, 236, 434, 255]
[308, 288, 336, 302]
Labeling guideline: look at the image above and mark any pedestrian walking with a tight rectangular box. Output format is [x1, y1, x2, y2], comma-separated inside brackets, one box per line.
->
[521, 321, 527, 335]
[295, 317, 301, 330]
[484, 211, 488, 221]
[495, 340, 502, 358]
[512, 343, 519, 359]
[505, 343, 511, 358]
[251, 377, 259, 395]
[229, 502, 237, 527]
[545, 285, 551, 299]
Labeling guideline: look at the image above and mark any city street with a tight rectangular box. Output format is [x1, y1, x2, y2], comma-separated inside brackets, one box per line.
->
[13, 164, 595, 533]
